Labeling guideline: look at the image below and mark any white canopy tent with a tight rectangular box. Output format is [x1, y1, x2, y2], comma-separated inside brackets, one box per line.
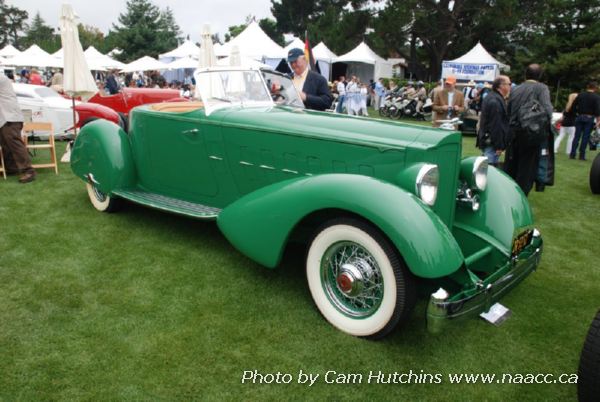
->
[0, 44, 21, 58]
[121, 56, 167, 73]
[333, 42, 392, 83]
[6, 44, 62, 68]
[167, 56, 198, 70]
[51, 46, 125, 71]
[84, 46, 125, 70]
[159, 39, 200, 60]
[313, 42, 337, 81]
[159, 40, 201, 82]
[216, 21, 286, 69]
[441, 42, 509, 82]
[284, 37, 304, 53]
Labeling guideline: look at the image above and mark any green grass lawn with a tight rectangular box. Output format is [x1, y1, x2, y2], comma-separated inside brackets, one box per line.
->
[1, 128, 598, 401]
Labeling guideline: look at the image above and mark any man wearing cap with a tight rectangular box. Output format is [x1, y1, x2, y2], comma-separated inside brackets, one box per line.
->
[432, 75, 464, 127]
[287, 48, 332, 111]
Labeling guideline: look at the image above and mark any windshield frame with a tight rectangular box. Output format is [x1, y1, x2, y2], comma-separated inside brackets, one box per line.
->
[194, 67, 274, 116]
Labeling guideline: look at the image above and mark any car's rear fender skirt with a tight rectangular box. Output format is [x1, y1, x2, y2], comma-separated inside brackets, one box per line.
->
[217, 174, 464, 278]
[70, 119, 136, 194]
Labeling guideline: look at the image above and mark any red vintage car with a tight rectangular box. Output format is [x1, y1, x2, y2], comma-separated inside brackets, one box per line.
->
[74, 88, 186, 130]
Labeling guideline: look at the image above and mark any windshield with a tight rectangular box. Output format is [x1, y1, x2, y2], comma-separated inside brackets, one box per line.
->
[194, 69, 272, 114]
[34, 87, 61, 98]
[261, 70, 304, 109]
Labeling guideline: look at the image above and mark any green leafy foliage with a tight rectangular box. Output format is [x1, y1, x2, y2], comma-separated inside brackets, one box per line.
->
[0, 0, 28, 48]
[110, 0, 182, 62]
[22, 11, 60, 53]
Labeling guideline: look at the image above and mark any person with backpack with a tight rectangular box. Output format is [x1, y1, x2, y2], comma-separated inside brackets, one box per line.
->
[504, 64, 554, 195]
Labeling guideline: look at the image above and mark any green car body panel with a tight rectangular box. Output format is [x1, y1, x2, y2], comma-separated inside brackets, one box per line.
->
[71, 99, 542, 332]
[217, 173, 464, 277]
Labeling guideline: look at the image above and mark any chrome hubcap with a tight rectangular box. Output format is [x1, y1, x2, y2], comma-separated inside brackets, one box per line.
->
[92, 185, 107, 202]
[321, 241, 383, 318]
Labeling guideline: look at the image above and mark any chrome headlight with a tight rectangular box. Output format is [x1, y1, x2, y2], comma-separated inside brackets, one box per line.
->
[473, 156, 488, 191]
[415, 164, 439, 206]
[460, 156, 488, 192]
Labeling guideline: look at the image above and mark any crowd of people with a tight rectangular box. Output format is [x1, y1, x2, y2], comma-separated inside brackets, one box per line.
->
[475, 64, 600, 195]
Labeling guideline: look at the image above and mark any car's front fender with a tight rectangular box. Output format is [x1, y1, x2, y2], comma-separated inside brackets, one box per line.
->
[217, 174, 464, 278]
[454, 166, 535, 256]
[70, 119, 136, 194]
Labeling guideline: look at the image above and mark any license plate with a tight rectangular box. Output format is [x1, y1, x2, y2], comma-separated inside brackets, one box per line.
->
[512, 229, 533, 257]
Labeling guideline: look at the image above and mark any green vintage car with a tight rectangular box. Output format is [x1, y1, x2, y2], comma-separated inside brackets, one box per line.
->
[71, 67, 543, 339]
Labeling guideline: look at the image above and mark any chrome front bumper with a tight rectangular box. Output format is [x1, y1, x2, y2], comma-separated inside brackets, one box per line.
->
[427, 231, 543, 333]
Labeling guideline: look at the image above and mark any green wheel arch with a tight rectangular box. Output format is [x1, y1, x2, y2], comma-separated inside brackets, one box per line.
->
[217, 174, 464, 279]
[71, 119, 136, 194]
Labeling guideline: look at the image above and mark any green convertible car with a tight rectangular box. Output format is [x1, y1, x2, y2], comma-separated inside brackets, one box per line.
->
[71, 67, 543, 339]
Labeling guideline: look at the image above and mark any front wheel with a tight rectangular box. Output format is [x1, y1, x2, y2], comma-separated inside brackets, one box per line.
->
[306, 218, 415, 339]
[590, 153, 600, 194]
[86, 183, 121, 212]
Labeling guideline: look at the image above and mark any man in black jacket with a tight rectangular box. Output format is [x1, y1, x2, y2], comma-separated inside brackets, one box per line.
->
[477, 75, 511, 166]
[287, 48, 332, 111]
[504, 64, 554, 195]
[570, 81, 600, 160]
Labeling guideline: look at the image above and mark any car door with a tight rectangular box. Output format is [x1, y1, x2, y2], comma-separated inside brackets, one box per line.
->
[137, 113, 219, 203]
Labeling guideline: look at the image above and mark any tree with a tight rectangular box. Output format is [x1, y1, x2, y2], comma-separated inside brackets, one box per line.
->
[271, 0, 377, 50]
[111, 0, 182, 62]
[157, 7, 182, 50]
[78, 25, 105, 51]
[259, 18, 284, 47]
[23, 11, 60, 52]
[0, 0, 28, 48]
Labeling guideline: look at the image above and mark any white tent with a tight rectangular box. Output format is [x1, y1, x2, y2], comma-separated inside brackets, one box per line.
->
[333, 42, 392, 83]
[217, 21, 286, 68]
[441, 42, 508, 82]
[0, 44, 21, 58]
[52, 48, 63, 58]
[167, 56, 198, 70]
[121, 56, 167, 73]
[313, 42, 337, 80]
[84, 46, 125, 70]
[284, 37, 304, 53]
[159, 39, 200, 60]
[107, 48, 122, 58]
[7, 44, 62, 68]
[217, 55, 270, 69]
[159, 40, 201, 83]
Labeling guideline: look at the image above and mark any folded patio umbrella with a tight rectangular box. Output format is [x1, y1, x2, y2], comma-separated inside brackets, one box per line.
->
[59, 3, 98, 161]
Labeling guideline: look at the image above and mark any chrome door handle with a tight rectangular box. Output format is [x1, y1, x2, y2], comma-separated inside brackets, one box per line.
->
[182, 128, 199, 135]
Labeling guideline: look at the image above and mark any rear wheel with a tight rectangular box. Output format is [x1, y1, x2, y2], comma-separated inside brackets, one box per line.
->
[306, 218, 415, 339]
[578, 309, 600, 402]
[86, 183, 121, 212]
[590, 154, 600, 194]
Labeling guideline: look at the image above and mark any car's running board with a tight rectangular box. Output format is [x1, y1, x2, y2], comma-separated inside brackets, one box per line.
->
[112, 189, 221, 219]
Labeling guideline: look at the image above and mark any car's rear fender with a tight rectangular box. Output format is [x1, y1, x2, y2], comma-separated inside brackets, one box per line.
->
[217, 174, 464, 278]
[74, 102, 120, 128]
[70, 119, 136, 194]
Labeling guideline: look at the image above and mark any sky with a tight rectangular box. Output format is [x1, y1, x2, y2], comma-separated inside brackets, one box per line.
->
[9, 0, 275, 43]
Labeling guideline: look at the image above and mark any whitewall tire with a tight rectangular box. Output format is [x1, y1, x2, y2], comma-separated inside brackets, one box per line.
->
[306, 218, 415, 339]
[86, 183, 121, 212]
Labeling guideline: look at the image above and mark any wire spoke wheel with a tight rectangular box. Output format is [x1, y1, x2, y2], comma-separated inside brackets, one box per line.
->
[306, 218, 415, 339]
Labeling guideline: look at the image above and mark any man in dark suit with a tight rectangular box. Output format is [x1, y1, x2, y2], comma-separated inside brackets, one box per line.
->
[476, 75, 512, 166]
[106, 69, 121, 95]
[287, 48, 332, 111]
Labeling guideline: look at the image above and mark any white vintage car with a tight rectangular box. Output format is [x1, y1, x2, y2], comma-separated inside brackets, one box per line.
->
[13, 83, 79, 138]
